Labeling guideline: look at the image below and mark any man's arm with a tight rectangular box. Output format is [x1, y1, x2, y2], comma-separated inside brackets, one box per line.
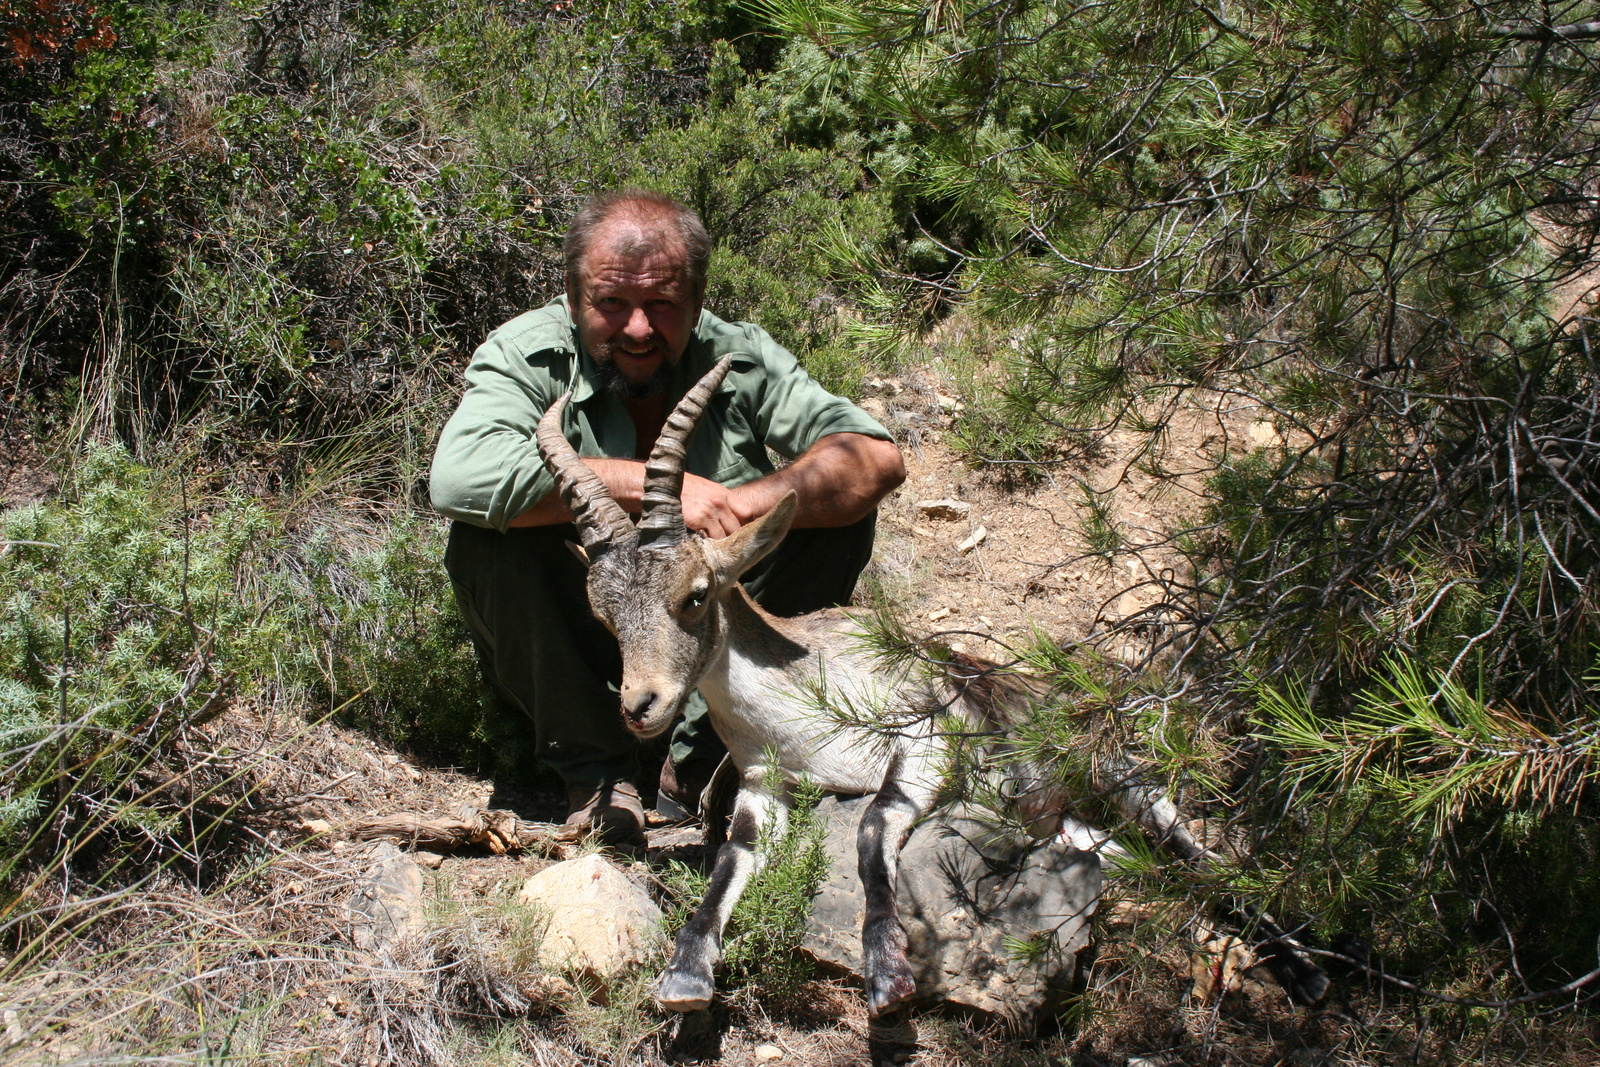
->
[727, 432, 904, 530]
[508, 433, 905, 538]
[506, 458, 645, 529]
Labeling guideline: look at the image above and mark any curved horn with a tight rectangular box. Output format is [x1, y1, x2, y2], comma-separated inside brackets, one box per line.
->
[638, 355, 735, 546]
[536, 393, 636, 554]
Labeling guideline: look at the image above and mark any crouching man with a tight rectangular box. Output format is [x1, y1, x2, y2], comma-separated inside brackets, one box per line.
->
[429, 189, 905, 843]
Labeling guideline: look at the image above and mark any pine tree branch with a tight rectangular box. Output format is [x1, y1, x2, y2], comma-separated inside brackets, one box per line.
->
[1492, 21, 1600, 42]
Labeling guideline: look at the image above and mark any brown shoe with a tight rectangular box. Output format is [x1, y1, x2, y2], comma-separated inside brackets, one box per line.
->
[658, 757, 717, 819]
[565, 781, 645, 846]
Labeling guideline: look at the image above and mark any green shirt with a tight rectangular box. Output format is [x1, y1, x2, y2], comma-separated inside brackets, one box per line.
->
[430, 297, 892, 531]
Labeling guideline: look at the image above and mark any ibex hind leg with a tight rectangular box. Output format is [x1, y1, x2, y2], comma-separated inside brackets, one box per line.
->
[1233, 903, 1329, 1005]
[1097, 760, 1329, 1004]
[657, 784, 786, 1012]
[857, 771, 937, 1017]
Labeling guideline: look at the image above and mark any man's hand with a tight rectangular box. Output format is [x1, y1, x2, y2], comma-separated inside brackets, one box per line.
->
[680, 473, 743, 538]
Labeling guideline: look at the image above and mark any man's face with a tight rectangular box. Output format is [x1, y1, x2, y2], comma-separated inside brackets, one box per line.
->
[572, 222, 699, 399]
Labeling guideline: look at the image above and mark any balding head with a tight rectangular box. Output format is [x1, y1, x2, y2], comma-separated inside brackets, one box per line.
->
[564, 189, 711, 304]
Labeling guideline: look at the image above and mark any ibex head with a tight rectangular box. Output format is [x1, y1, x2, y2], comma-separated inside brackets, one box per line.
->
[536, 356, 797, 740]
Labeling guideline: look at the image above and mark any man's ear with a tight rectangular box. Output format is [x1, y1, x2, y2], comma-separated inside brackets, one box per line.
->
[708, 491, 797, 585]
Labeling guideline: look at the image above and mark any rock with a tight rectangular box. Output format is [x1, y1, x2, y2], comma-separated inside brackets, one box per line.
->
[754, 1044, 783, 1062]
[956, 525, 988, 554]
[1247, 419, 1281, 448]
[801, 796, 1101, 1025]
[413, 850, 445, 869]
[348, 842, 426, 951]
[517, 854, 663, 981]
[927, 606, 952, 622]
[916, 498, 970, 522]
[935, 392, 964, 414]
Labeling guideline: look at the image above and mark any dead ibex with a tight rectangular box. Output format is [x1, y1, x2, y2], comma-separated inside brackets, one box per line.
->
[535, 356, 1327, 1016]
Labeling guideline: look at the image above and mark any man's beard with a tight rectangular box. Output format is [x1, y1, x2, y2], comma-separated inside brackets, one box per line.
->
[593, 340, 675, 400]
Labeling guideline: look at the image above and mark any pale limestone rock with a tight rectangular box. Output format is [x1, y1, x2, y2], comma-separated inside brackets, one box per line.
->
[916, 498, 970, 521]
[802, 796, 1101, 1026]
[517, 854, 662, 980]
[348, 841, 425, 950]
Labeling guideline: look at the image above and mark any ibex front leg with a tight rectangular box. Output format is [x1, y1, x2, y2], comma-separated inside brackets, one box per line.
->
[657, 781, 787, 1012]
[857, 765, 937, 1016]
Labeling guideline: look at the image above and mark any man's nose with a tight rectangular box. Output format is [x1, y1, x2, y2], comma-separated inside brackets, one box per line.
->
[624, 306, 653, 340]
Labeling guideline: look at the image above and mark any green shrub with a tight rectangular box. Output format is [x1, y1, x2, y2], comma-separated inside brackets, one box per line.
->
[0, 447, 486, 852]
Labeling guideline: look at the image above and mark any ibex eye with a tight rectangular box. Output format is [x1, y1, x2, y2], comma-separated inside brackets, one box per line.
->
[684, 587, 708, 611]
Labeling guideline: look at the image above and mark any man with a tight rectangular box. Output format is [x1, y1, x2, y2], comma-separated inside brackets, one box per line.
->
[430, 189, 905, 843]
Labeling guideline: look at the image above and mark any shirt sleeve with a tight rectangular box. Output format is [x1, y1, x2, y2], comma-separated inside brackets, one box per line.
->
[736, 324, 893, 459]
[429, 333, 561, 532]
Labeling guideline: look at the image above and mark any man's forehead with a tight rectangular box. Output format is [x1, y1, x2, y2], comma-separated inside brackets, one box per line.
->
[588, 217, 688, 272]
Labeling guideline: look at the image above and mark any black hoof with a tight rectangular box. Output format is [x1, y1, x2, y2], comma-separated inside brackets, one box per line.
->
[1294, 968, 1330, 1005]
[865, 957, 917, 1017]
[656, 966, 715, 1012]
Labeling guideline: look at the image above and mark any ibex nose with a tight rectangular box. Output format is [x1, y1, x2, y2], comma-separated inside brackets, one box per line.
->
[621, 690, 657, 729]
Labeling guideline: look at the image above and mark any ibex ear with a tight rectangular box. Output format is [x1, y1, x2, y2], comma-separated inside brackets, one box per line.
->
[708, 490, 797, 585]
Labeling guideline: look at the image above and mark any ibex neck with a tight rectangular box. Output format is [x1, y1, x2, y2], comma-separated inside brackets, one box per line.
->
[697, 587, 816, 722]
[721, 586, 814, 668]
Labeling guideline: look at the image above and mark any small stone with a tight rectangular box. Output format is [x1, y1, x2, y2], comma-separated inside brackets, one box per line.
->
[3, 1008, 22, 1046]
[1247, 420, 1280, 448]
[978, 616, 993, 629]
[927, 607, 952, 622]
[517, 854, 663, 981]
[348, 842, 425, 951]
[754, 1044, 783, 1062]
[413, 850, 445, 869]
[956, 525, 988, 554]
[916, 498, 970, 521]
[301, 818, 332, 836]
[935, 392, 964, 413]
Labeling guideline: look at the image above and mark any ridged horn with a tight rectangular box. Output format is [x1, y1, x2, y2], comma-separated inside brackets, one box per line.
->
[535, 392, 636, 554]
[638, 355, 735, 546]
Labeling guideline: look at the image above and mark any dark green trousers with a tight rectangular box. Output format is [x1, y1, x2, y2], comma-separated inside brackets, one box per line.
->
[445, 513, 876, 790]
